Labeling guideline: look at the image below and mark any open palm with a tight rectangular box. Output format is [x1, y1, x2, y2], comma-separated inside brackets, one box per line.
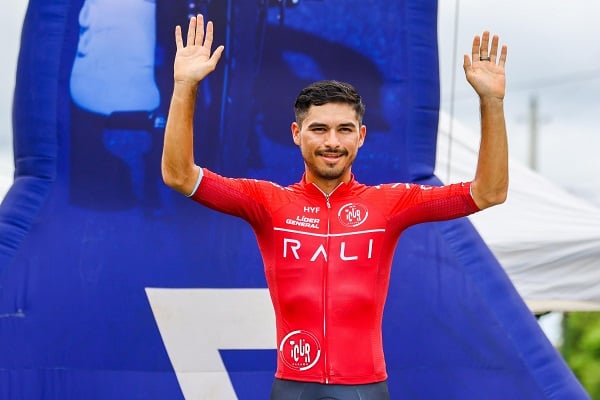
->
[463, 31, 508, 99]
[173, 15, 224, 84]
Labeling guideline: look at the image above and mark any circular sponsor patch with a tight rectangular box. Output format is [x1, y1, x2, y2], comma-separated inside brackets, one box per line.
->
[338, 203, 368, 227]
[279, 330, 321, 371]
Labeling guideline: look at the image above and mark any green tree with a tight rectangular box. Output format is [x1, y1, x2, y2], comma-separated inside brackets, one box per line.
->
[561, 312, 600, 399]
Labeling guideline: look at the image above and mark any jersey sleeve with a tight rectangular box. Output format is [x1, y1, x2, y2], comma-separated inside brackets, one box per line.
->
[381, 181, 480, 227]
[188, 168, 277, 225]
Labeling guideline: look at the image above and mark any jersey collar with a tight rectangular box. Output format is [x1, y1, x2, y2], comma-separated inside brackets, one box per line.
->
[298, 173, 357, 199]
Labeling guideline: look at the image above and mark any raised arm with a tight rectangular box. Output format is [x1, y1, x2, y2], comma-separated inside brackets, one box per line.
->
[463, 31, 509, 210]
[161, 15, 224, 195]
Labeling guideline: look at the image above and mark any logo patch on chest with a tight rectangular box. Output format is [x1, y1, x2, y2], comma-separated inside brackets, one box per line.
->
[338, 203, 368, 227]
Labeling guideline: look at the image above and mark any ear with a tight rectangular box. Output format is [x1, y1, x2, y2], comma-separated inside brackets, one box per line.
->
[291, 122, 301, 146]
[358, 124, 367, 148]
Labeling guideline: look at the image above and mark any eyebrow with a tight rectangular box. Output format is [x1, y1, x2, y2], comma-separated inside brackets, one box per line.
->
[307, 122, 357, 129]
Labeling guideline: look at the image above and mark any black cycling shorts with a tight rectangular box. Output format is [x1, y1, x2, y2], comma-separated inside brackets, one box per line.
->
[270, 378, 390, 400]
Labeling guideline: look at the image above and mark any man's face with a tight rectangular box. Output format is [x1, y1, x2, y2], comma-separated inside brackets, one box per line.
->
[292, 102, 366, 189]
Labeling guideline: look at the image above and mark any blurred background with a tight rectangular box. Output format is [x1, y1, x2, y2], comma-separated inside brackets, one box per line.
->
[437, 1, 600, 395]
[1, 0, 599, 397]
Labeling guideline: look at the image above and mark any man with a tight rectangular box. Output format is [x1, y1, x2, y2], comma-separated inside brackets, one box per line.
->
[162, 15, 508, 400]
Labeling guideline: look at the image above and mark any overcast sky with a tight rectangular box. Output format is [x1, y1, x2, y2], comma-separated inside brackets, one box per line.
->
[437, 0, 600, 205]
[0, 0, 26, 197]
[1, 0, 600, 205]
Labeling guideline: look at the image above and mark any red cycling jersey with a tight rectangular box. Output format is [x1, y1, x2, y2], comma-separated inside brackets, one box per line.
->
[191, 168, 480, 385]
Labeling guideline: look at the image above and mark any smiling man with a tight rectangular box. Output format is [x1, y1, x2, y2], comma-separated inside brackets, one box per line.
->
[161, 15, 508, 400]
[292, 97, 366, 193]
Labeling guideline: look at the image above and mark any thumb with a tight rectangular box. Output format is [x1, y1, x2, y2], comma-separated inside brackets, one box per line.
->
[210, 45, 225, 67]
[463, 54, 471, 71]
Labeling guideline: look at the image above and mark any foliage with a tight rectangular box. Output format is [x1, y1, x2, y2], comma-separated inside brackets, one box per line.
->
[561, 312, 600, 399]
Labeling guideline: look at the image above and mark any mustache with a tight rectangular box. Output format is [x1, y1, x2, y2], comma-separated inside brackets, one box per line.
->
[315, 148, 348, 156]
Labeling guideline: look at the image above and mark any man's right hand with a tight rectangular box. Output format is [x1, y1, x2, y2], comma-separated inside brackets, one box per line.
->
[162, 15, 223, 195]
[174, 14, 224, 86]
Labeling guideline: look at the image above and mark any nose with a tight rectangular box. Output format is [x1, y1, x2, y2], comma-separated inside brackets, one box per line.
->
[323, 129, 341, 148]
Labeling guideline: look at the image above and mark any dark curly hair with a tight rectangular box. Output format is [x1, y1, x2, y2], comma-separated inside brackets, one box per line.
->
[294, 80, 365, 126]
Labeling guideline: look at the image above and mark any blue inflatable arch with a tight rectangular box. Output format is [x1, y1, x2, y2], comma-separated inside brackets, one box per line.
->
[0, 0, 589, 398]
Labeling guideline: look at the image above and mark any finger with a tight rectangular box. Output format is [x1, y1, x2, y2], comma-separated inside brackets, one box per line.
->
[175, 25, 183, 50]
[187, 16, 196, 46]
[490, 34, 499, 63]
[498, 45, 508, 68]
[195, 14, 205, 47]
[480, 31, 490, 59]
[471, 35, 481, 63]
[204, 20, 214, 50]
[209, 45, 225, 68]
[463, 53, 471, 71]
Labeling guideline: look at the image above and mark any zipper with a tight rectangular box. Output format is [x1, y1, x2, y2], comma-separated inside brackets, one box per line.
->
[323, 193, 331, 383]
[311, 182, 342, 208]
[311, 183, 342, 384]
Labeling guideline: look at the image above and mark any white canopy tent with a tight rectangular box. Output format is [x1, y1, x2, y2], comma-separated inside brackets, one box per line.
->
[436, 112, 600, 312]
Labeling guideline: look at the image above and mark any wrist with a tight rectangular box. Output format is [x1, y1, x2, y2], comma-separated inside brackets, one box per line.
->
[172, 80, 198, 102]
[479, 95, 504, 106]
[174, 78, 200, 89]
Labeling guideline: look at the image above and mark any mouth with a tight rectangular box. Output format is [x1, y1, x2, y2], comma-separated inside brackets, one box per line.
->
[316, 149, 347, 163]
